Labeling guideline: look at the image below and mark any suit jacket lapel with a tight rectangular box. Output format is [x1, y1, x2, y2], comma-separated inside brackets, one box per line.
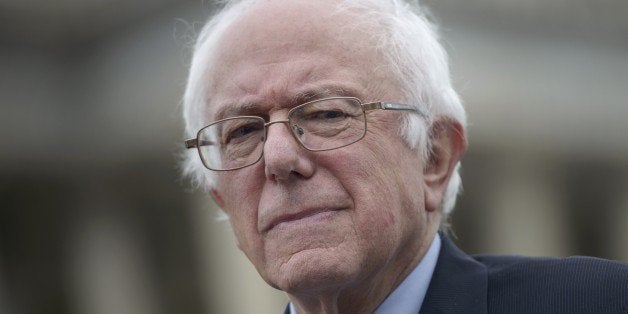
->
[419, 233, 488, 314]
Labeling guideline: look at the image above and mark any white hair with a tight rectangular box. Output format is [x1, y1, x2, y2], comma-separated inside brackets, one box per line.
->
[181, 0, 467, 226]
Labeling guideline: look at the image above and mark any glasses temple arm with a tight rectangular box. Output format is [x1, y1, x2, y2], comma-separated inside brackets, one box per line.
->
[362, 102, 427, 118]
[184, 138, 216, 149]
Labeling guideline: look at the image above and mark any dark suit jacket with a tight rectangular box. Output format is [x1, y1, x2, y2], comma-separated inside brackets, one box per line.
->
[420, 234, 628, 313]
[284, 234, 628, 313]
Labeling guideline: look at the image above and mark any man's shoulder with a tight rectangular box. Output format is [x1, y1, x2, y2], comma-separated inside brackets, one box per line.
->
[422, 235, 628, 313]
[473, 252, 628, 279]
[471, 253, 628, 313]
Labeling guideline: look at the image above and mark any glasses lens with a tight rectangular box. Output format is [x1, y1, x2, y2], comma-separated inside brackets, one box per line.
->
[289, 97, 366, 151]
[197, 117, 265, 170]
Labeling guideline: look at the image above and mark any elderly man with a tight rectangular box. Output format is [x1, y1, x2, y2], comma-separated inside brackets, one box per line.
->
[181, 0, 628, 313]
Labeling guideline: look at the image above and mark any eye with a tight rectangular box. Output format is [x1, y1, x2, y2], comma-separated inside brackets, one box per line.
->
[306, 109, 348, 122]
[224, 122, 263, 144]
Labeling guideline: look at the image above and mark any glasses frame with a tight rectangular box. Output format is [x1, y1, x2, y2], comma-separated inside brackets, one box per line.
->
[184, 96, 426, 171]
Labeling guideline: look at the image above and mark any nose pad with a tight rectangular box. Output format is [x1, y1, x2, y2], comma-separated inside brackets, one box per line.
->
[293, 124, 304, 136]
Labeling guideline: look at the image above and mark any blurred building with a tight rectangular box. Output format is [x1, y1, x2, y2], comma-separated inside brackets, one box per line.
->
[1, 1, 627, 313]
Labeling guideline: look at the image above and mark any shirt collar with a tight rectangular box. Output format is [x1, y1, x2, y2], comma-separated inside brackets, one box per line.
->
[289, 233, 441, 314]
[373, 233, 441, 314]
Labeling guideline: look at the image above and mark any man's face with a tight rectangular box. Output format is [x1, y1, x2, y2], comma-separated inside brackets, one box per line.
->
[206, 1, 439, 296]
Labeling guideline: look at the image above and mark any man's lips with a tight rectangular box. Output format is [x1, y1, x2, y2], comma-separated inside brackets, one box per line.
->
[262, 207, 343, 233]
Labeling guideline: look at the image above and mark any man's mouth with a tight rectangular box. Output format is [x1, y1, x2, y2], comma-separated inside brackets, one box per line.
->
[263, 207, 343, 233]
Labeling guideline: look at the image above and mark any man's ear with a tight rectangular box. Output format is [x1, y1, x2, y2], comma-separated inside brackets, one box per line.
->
[210, 188, 226, 208]
[423, 117, 467, 212]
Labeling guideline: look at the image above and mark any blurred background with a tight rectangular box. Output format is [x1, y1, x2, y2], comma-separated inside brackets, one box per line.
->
[1, 0, 627, 313]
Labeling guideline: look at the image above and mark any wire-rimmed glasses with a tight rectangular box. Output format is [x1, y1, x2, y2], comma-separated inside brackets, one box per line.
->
[184, 96, 425, 171]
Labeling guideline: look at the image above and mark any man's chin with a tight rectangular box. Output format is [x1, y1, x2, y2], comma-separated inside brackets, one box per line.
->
[266, 247, 360, 294]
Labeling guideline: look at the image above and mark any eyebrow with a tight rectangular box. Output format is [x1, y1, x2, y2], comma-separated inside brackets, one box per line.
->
[213, 102, 258, 121]
[290, 87, 352, 105]
[212, 86, 357, 121]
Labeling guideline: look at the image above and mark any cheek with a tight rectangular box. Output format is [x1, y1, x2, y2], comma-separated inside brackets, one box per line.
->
[331, 134, 424, 238]
[218, 168, 265, 214]
[216, 170, 266, 254]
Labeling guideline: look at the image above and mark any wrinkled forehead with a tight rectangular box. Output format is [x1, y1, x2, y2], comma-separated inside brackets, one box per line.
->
[202, 0, 394, 112]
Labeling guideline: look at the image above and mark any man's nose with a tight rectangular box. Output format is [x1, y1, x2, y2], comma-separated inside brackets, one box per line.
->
[263, 120, 315, 182]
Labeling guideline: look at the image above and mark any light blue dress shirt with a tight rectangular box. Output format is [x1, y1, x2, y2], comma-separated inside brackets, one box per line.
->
[289, 233, 441, 314]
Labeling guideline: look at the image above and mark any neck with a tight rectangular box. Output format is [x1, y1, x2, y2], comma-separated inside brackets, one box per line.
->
[288, 225, 439, 314]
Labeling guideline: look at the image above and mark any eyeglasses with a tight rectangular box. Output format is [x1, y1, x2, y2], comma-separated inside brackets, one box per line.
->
[184, 96, 425, 171]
